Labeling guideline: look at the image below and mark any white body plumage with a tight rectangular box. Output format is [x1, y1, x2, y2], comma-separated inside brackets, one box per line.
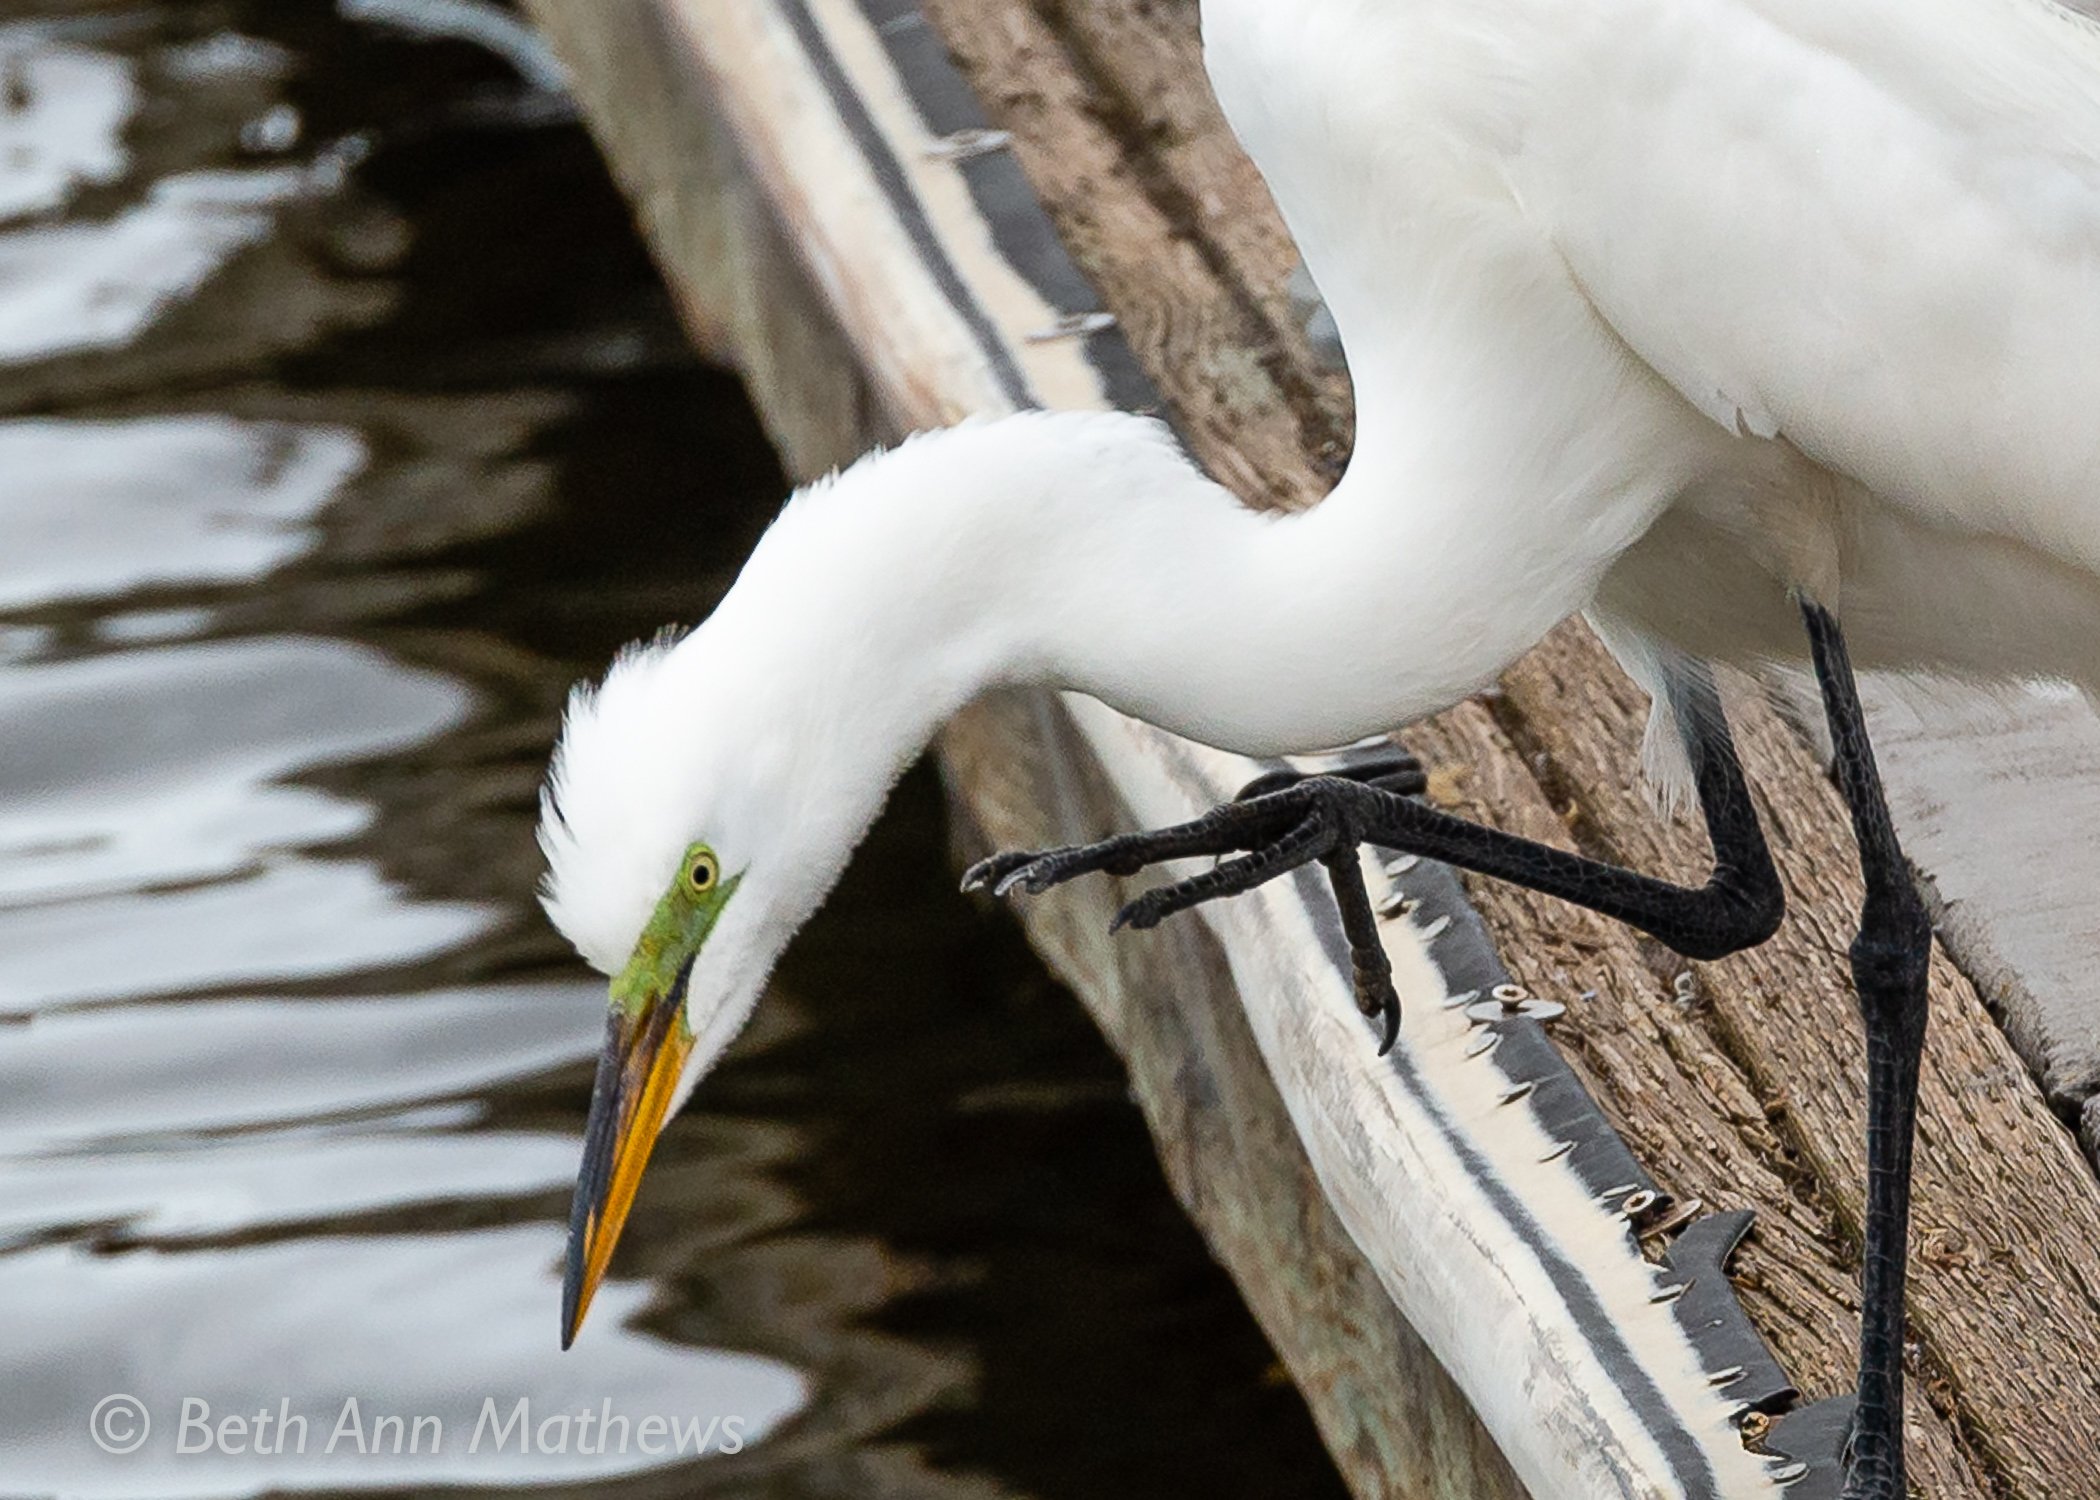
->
[1210, 0, 2100, 680]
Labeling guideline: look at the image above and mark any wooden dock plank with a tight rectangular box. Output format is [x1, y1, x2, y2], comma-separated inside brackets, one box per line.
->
[942, 696, 1534, 1500]
[900, 0, 1317, 508]
[1851, 680, 2100, 1147]
[1499, 643, 2100, 1497]
[1028, 0, 1349, 407]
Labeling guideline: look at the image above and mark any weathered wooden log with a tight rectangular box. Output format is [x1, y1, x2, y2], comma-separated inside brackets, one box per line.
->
[521, 2, 2100, 1495]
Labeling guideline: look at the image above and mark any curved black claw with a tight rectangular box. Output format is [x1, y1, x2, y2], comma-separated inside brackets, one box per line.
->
[960, 849, 1042, 895]
[1320, 844, 1402, 1053]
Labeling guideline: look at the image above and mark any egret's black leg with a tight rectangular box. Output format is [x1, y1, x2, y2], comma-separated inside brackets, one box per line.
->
[964, 663, 1785, 1016]
[1801, 600, 1928, 1500]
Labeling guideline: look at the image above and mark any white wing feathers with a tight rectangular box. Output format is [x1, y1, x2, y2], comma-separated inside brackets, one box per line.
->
[1527, 0, 2100, 576]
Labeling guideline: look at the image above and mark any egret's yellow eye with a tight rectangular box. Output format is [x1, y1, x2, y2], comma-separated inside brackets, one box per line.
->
[686, 848, 720, 894]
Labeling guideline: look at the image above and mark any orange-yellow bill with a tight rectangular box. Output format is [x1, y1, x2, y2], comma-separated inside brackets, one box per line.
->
[561, 980, 694, 1348]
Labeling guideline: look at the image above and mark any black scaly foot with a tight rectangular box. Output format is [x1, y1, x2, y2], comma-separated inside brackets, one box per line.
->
[965, 663, 1786, 1045]
[965, 746, 1425, 1048]
[1801, 599, 1929, 1500]
[968, 773, 1409, 1039]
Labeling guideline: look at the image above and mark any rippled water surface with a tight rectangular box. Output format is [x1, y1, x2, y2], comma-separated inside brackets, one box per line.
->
[0, 4, 1345, 1497]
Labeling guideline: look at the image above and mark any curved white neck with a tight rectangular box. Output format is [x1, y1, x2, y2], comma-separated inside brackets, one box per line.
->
[711, 410, 1631, 792]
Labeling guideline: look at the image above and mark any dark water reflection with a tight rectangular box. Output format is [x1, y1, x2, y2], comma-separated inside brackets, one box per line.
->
[0, 3, 1345, 1497]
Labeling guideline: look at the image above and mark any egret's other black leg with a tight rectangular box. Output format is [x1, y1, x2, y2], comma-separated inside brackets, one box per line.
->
[1801, 600, 1929, 1500]
[965, 663, 1784, 1029]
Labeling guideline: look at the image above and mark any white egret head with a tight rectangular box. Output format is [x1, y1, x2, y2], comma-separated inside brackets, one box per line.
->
[535, 418, 1058, 1346]
[537, 594, 891, 1346]
[536, 410, 1258, 1347]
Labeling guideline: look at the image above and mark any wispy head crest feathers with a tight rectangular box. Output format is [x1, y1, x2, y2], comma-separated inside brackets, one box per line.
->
[538, 632, 699, 974]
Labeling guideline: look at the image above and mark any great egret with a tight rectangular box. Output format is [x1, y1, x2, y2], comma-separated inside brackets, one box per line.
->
[539, 2, 2100, 1493]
